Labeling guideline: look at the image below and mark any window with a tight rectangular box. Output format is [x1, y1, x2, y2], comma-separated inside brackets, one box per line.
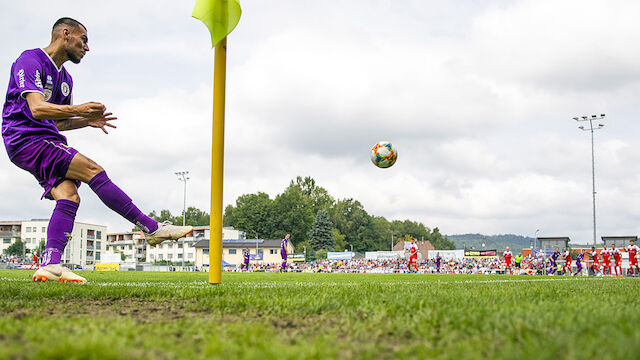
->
[95, 252, 100, 261]
[203, 249, 209, 255]
[168, 254, 173, 259]
[129, 245, 132, 250]
[96, 242, 101, 250]
[121, 246, 125, 250]
[178, 253, 183, 259]
[168, 244, 173, 249]
[188, 253, 193, 259]
[270, 249, 278, 255]
[158, 254, 163, 260]
[42, 227, 46, 232]
[178, 244, 183, 249]
[96, 231, 102, 239]
[26, 227, 31, 232]
[229, 249, 237, 255]
[3, 239, 10, 244]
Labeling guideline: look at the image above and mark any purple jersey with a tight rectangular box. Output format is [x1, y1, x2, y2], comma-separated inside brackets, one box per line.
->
[281, 237, 287, 251]
[243, 250, 250, 263]
[2, 48, 73, 157]
[576, 253, 584, 264]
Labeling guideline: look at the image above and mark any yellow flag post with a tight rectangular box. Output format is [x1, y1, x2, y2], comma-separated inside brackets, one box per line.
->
[192, 0, 241, 284]
[209, 37, 227, 284]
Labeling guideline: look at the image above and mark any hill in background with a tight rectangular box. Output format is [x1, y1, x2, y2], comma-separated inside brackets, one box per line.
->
[447, 233, 534, 254]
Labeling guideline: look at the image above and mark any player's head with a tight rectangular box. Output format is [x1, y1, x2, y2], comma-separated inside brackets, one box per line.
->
[611, 244, 615, 249]
[591, 246, 596, 251]
[285, 233, 290, 240]
[51, 17, 89, 64]
[506, 246, 510, 251]
[631, 239, 635, 245]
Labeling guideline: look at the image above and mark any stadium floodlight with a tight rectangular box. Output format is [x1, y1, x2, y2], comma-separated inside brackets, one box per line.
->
[175, 171, 190, 268]
[572, 114, 606, 246]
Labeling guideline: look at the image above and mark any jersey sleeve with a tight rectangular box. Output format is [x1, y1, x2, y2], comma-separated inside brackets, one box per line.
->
[13, 54, 45, 98]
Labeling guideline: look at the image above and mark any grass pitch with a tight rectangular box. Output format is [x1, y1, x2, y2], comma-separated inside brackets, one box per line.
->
[0, 271, 638, 360]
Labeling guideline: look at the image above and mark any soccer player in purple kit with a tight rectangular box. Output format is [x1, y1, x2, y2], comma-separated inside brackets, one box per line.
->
[548, 248, 560, 275]
[2, 18, 193, 283]
[280, 233, 290, 272]
[573, 249, 585, 276]
[241, 248, 250, 271]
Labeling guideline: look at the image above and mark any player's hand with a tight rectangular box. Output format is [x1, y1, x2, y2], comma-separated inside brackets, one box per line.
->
[79, 102, 107, 118]
[87, 112, 117, 134]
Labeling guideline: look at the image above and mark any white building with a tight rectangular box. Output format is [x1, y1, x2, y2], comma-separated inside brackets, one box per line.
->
[105, 226, 246, 265]
[0, 221, 22, 255]
[2, 219, 106, 266]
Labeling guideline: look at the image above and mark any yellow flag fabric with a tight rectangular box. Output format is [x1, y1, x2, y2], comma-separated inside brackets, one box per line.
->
[192, 0, 242, 47]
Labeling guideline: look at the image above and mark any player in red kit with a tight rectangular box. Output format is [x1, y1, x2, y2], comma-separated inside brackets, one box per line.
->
[601, 247, 612, 276]
[562, 247, 572, 275]
[589, 247, 601, 276]
[503, 247, 513, 275]
[30, 249, 40, 269]
[611, 245, 622, 277]
[627, 239, 639, 277]
[407, 241, 419, 273]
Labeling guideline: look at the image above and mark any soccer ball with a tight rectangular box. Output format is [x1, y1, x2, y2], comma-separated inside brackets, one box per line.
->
[370, 141, 397, 168]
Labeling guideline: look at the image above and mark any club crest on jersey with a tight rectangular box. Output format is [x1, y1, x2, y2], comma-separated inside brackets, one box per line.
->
[61, 82, 70, 97]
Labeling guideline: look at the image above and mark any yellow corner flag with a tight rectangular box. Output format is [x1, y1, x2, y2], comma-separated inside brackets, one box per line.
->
[192, 0, 242, 284]
[192, 0, 242, 47]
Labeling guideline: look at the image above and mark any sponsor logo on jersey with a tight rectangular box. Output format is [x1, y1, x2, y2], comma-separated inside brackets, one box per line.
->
[35, 70, 43, 89]
[18, 69, 25, 88]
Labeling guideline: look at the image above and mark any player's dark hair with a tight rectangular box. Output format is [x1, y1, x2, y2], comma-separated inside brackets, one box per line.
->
[52, 17, 86, 37]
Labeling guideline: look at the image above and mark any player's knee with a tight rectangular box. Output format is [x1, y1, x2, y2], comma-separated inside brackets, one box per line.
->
[87, 161, 104, 177]
[67, 193, 81, 204]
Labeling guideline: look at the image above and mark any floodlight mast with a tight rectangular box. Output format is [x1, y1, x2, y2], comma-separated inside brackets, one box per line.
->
[573, 114, 605, 246]
[175, 171, 190, 268]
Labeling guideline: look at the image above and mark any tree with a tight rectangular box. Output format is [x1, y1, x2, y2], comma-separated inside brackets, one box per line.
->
[4, 239, 24, 256]
[38, 239, 45, 253]
[233, 192, 274, 239]
[183, 206, 209, 226]
[271, 185, 314, 245]
[222, 204, 234, 227]
[309, 210, 334, 251]
[329, 198, 370, 252]
[333, 229, 347, 252]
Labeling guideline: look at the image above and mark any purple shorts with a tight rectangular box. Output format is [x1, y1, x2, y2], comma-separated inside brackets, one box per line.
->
[8, 138, 80, 200]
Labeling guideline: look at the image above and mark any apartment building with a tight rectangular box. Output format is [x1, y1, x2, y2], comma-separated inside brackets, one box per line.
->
[1, 219, 106, 266]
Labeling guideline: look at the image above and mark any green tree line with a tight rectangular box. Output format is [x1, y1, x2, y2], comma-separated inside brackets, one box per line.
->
[140, 176, 455, 253]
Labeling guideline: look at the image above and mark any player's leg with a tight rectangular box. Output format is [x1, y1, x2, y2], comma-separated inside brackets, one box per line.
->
[33, 180, 86, 283]
[65, 152, 192, 244]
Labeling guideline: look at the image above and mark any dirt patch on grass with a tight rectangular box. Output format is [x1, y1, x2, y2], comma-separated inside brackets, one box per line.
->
[7, 298, 205, 323]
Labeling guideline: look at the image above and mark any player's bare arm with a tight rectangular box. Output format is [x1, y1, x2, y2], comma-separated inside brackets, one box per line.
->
[25, 92, 116, 133]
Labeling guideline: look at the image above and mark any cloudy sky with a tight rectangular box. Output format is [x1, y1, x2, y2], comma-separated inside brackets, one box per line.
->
[1, 0, 639, 244]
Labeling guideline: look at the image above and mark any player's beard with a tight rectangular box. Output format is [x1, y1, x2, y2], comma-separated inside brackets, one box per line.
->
[67, 48, 83, 64]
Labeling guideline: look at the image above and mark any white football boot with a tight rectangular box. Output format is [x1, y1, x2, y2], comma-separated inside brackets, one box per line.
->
[33, 264, 87, 283]
[145, 221, 194, 246]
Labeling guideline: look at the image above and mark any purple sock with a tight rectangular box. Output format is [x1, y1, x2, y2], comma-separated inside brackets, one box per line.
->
[88, 171, 158, 233]
[41, 199, 78, 266]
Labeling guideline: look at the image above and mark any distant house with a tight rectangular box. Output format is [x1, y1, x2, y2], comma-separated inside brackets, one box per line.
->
[392, 240, 435, 258]
[602, 236, 637, 248]
[193, 238, 294, 268]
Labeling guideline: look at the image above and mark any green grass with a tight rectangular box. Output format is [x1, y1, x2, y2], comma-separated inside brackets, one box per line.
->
[0, 270, 638, 360]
